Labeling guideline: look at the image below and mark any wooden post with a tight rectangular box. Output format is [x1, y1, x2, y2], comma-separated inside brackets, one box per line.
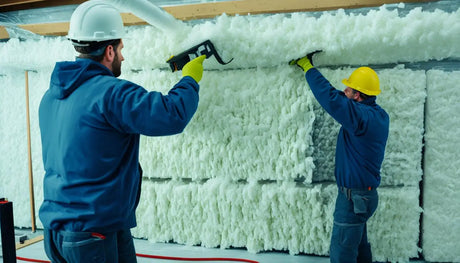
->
[0, 26, 9, 39]
[25, 70, 36, 232]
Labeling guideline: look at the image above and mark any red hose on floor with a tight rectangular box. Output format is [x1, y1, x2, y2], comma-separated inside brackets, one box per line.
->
[17, 253, 260, 263]
[16, 257, 50, 263]
[136, 253, 259, 262]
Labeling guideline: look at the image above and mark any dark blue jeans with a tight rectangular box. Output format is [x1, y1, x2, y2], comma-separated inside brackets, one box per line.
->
[330, 187, 378, 263]
[44, 228, 137, 263]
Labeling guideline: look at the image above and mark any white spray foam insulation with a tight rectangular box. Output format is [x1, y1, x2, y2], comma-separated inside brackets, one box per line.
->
[133, 180, 421, 261]
[368, 186, 422, 262]
[378, 67, 426, 187]
[0, 73, 30, 227]
[0, 38, 73, 71]
[0, 2, 458, 261]
[122, 67, 315, 182]
[0, 71, 47, 228]
[422, 70, 460, 262]
[121, 6, 460, 70]
[0, 6, 458, 70]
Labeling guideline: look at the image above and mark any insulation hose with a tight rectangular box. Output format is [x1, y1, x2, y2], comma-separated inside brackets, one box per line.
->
[17, 253, 260, 263]
[111, 0, 186, 32]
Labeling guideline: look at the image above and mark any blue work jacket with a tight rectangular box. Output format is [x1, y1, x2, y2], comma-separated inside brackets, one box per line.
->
[39, 58, 199, 232]
[305, 68, 389, 188]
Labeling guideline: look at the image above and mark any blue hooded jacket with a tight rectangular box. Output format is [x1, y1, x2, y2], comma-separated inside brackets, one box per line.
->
[39, 58, 199, 232]
[306, 68, 389, 188]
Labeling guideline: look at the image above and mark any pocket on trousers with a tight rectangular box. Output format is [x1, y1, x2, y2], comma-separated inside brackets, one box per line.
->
[351, 193, 368, 214]
[339, 224, 363, 249]
[62, 236, 106, 263]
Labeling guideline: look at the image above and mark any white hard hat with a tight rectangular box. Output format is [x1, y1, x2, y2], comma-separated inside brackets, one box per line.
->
[67, 0, 125, 43]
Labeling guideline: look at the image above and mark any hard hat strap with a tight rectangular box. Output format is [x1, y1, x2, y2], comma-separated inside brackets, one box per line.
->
[70, 40, 91, 47]
[72, 39, 119, 56]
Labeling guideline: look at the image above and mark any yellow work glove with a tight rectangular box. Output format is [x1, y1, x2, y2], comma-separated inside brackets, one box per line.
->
[182, 55, 206, 83]
[290, 56, 313, 72]
[289, 50, 322, 72]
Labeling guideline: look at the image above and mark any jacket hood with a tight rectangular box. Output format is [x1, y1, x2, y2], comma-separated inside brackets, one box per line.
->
[49, 58, 113, 99]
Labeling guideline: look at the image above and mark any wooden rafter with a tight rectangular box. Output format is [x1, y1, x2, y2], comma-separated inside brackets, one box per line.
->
[0, 0, 45, 7]
[163, 0, 437, 20]
[0, 0, 84, 11]
[0, 0, 45, 8]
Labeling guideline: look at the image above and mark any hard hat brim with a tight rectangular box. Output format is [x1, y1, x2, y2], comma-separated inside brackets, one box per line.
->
[342, 78, 381, 96]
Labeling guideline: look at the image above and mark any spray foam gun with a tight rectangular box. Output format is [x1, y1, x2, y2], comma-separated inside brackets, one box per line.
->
[166, 40, 233, 72]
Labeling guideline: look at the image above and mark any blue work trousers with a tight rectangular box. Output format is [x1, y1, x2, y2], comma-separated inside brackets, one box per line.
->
[330, 187, 378, 263]
[44, 228, 137, 263]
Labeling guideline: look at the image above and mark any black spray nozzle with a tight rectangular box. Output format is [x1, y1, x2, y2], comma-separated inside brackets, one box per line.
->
[306, 50, 323, 65]
[167, 40, 233, 72]
[289, 50, 323, 66]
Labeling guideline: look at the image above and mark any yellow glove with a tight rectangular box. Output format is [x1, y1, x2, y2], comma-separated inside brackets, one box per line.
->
[289, 56, 313, 72]
[289, 50, 322, 72]
[182, 55, 206, 83]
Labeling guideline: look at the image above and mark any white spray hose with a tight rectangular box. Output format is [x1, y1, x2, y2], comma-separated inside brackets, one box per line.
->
[110, 0, 187, 33]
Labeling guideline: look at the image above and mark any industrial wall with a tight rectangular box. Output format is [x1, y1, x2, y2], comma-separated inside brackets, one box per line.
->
[0, 1, 459, 262]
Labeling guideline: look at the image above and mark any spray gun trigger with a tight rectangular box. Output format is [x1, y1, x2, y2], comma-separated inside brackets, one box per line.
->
[166, 40, 233, 72]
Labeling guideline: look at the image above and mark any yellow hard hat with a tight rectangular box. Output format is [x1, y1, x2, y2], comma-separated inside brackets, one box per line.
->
[342, 67, 380, 96]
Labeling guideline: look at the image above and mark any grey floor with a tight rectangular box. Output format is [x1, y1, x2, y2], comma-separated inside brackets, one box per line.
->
[7, 230, 426, 263]
[9, 230, 329, 263]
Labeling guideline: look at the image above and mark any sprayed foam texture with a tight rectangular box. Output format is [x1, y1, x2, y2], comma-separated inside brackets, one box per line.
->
[0, 3, 459, 262]
[422, 70, 460, 262]
[133, 180, 421, 262]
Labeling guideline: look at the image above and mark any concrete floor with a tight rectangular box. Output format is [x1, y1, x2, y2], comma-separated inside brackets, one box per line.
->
[8, 230, 329, 263]
[5, 230, 428, 263]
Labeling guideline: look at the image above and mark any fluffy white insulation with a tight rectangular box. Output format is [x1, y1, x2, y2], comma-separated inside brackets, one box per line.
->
[127, 67, 315, 182]
[132, 181, 421, 262]
[0, 71, 47, 227]
[0, 3, 459, 262]
[422, 70, 460, 262]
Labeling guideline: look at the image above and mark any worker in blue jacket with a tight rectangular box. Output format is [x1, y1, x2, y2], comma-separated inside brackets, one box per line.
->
[291, 53, 389, 263]
[38, 2, 205, 262]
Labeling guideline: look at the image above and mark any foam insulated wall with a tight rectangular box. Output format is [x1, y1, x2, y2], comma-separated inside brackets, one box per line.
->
[0, 2, 459, 262]
[124, 65, 424, 261]
[423, 70, 460, 262]
[124, 67, 316, 182]
[0, 71, 47, 228]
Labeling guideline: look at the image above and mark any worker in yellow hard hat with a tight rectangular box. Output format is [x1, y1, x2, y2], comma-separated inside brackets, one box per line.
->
[38, 1, 205, 262]
[291, 53, 389, 263]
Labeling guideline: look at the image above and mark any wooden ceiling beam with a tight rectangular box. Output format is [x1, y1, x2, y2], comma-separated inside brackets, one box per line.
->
[0, 0, 84, 12]
[0, 0, 45, 8]
[19, 22, 69, 36]
[163, 0, 437, 20]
